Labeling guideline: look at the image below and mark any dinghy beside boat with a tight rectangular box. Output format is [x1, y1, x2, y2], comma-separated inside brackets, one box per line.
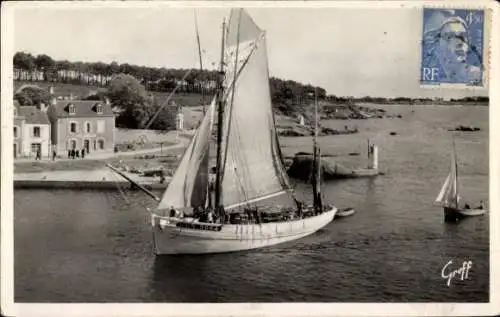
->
[335, 207, 355, 218]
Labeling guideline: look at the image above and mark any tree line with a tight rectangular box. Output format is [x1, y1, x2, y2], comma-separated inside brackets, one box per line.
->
[13, 51, 327, 101]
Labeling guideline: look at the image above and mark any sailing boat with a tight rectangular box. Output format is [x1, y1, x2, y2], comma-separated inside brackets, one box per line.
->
[435, 140, 486, 222]
[138, 8, 338, 255]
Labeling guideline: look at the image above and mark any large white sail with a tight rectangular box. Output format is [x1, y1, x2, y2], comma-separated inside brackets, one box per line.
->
[435, 144, 460, 207]
[157, 98, 215, 211]
[218, 9, 292, 208]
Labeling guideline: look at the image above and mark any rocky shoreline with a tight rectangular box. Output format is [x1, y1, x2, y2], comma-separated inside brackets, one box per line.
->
[276, 103, 400, 137]
[277, 124, 358, 137]
[449, 125, 481, 132]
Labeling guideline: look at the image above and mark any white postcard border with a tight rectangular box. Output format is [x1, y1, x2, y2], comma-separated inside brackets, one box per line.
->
[1, 1, 499, 316]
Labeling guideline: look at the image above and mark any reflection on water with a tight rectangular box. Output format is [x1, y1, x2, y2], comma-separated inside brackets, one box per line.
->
[14, 105, 489, 302]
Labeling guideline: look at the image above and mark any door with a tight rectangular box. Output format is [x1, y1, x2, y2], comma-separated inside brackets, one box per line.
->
[31, 143, 41, 157]
[84, 140, 90, 154]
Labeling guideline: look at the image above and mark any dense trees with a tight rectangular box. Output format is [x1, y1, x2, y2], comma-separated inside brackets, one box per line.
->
[14, 86, 52, 106]
[13, 51, 326, 105]
[106, 74, 176, 130]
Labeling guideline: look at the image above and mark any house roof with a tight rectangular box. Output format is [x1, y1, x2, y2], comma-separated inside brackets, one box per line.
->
[18, 106, 50, 125]
[51, 100, 115, 118]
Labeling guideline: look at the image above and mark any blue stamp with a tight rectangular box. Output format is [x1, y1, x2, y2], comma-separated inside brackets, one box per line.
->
[421, 8, 485, 86]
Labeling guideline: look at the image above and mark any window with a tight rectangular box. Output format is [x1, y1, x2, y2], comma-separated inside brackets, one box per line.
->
[69, 104, 76, 115]
[70, 122, 77, 133]
[85, 122, 91, 133]
[96, 104, 103, 114]
[98, 139, 105, 150]
[13, 126, 18, 138]
[33, 126, 41, 137]
[97, 120, 105, 133]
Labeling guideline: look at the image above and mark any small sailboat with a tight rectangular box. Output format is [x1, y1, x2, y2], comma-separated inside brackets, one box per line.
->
[109, 8, 337, 255]
[435, 140, 487, 222]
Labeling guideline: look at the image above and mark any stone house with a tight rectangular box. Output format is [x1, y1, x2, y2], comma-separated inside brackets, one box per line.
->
[47, 96, 116, 157]
[13, 100, 52, 158]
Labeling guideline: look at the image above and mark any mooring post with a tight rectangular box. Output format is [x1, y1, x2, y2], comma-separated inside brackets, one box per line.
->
[372, 145, 379, 170]
[367, 139, 372, 169]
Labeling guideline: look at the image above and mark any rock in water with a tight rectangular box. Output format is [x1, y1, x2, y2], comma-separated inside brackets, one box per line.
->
[287, 153, 352, 180]
[277, 125, 312, 137]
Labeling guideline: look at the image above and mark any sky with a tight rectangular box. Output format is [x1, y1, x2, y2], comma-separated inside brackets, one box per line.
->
[11, 3, 489, 98]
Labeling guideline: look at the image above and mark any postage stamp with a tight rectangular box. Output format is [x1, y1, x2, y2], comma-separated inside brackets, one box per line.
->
[420, 8, 487, 87]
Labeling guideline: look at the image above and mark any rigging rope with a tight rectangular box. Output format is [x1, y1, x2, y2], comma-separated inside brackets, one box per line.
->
[143, 69, 193, 130]
[110, 165, 130, 204]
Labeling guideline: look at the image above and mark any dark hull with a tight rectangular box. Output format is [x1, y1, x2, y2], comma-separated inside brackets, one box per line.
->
[444, 207, 465, 222]
[443, 206, 486, 222]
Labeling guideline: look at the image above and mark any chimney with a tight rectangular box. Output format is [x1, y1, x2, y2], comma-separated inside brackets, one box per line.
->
[49, 85, 57, 106]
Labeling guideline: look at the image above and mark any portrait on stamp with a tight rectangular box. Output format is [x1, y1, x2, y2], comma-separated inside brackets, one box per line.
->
[421, 8, 485, 86]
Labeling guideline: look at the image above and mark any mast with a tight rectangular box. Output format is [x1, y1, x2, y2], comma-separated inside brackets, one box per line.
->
[453, 138, 459, 209]
[194, 10, 205, 114]
[214, 18, 226, 210]
[312, 88, 322, 213]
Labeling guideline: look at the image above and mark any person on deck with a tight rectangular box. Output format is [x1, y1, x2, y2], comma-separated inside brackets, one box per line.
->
[207, 209, 214, 223]
[478, 200, 484, 210]
[169, 206, 176, 218]
[81, 148, 85, 159]
[464, 203, 471, 209]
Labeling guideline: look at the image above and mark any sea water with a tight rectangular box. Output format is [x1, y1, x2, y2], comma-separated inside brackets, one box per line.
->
[14, 104, 489, 302]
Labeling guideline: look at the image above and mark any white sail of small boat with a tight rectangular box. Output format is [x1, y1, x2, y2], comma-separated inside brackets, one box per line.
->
[435, 140, 460, 207]
[436, 140, 486, 221]
[110, 8, 337, 255]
